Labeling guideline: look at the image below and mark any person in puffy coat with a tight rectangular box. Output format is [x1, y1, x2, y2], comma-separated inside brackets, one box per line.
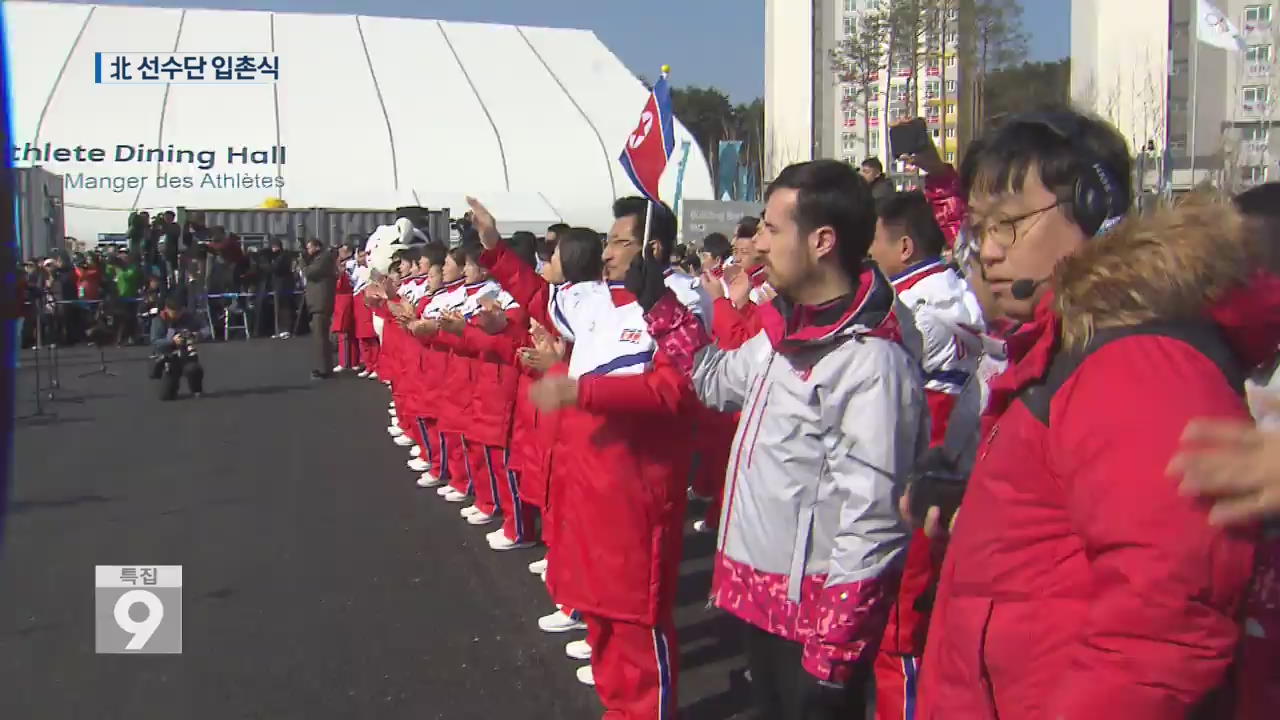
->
[918, 110, 1275, 720]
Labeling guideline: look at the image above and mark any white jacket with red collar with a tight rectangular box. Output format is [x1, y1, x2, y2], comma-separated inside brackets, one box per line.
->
[890, 258, 985, 396]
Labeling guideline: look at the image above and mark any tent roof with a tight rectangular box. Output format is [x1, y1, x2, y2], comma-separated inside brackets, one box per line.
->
[6, 1, 713, 241]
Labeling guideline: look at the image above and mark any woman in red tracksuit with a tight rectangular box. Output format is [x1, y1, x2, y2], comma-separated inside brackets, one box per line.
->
[331, 252, 359, 372]
[430, 247, 482, 504]
[353, 251, 379, 378]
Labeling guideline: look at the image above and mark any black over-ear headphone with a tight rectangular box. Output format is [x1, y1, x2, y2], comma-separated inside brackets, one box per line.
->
[1003, 112, 1131, 237]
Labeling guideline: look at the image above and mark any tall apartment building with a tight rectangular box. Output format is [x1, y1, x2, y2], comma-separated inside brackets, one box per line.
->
[765, 0, 973, 182]
[1072, 0, 1278, 192]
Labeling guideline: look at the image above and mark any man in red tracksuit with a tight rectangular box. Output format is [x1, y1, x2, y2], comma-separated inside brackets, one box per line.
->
[470, 196, 697, 719]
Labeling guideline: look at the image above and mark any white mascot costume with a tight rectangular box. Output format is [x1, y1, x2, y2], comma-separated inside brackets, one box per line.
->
[363, 219, 417, 342]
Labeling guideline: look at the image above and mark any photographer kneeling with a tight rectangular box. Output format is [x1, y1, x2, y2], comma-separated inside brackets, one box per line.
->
[150, 298, 205, 400]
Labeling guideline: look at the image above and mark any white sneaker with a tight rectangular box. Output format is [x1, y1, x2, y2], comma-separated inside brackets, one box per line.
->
[528, 557, 548, 576]
[357, 371, 371, 378]
[693, 520, 715, 534]
[278, 332, 291, 340]
[393, 435, 415, 447]
[460, 505, 481, 518]
[410, 445, 422, 458]
[388, 408, 398, 417]
[486, 528, 507, 543]
[489, 534, 535, 552]
[407, 458, 430, 472]
[565, 639, 593, 661]
[538, 610, 586, 633]
[466, 511, 494, 525]
[541, 570, 547, 584]
[333, 365, 346, 373]
[388, 401, 396, 409]
[444, 490, 468, 503]
[575, 665, 595, 686]
[436, 485, 454, 497]
[387, 425, 404, 437]
[368, 372, 379, 381]
[417, 473, 443, 488]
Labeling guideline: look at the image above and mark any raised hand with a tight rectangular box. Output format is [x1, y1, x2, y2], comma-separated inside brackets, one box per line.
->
[624, 247, 668, 313]
[726, 265, 751, 308]
[465, 197, 501, 250]
[702, 269, 726, 300]
[439, 311, 466, 336]
[529, 375, 579, 411]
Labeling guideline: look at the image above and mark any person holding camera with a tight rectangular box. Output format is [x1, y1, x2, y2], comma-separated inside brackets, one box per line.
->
[149, 298, 205, 400]
[302, 238, 337, 379]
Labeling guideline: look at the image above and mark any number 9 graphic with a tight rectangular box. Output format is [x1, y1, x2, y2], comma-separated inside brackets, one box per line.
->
[114, 589, 164, 650]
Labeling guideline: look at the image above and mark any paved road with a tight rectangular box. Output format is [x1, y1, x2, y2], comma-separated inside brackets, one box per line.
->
[1, 339, 751, 720]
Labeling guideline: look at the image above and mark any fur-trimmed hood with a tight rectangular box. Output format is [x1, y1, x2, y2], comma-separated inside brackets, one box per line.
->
[1054, 195, 1280, 372]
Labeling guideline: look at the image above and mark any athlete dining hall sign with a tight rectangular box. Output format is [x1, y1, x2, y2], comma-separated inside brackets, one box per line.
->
[680, 199, 763, 244]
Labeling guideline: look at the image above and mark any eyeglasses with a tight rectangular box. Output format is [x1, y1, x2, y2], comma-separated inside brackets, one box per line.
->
[967, 200, 1063, 249]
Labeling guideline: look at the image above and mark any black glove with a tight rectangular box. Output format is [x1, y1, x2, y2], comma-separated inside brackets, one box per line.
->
[624, 250, 667, 313]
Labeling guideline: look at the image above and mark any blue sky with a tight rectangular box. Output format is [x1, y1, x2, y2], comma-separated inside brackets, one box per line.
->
[56, 0, 1071, 102]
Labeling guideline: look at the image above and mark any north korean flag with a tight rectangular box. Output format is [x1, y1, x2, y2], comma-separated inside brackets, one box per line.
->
[619, 73, 676, 204]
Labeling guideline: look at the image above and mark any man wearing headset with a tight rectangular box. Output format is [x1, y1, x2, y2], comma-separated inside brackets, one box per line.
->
[915, 109, 1265, 719]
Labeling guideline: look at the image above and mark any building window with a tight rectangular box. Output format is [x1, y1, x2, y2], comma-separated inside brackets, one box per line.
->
[869, 130, 880, 148]
[843, 84, 857, 100]
[1244, 85, 1270, 109]
[844, 0, 858, 12]
[924, 82, 940, 99]
[946, 103, 956, 115]
[945, 79, 958, 93]
[843, 133, 859, 151]
[1247, 44, 1273, 62]
[868, 106, 879, 119]
[1169, 139, 1187, 154]
[844, 17, 856, 37]
[1243, 125, 1269, 142]
[931, 129, 942, 141]
[1246, 5, 1273, 25]
[947, 7, 959, 20]
[946, 55, 958, 68]
[945, 31, 958, 44]
[945, 152, 956, 163]
[946, 127, 957, 139]
[1243, 165, 1270, 184]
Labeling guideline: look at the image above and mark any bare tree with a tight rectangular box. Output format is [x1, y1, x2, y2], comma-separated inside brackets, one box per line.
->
[831, 9, 888, 159]
[972, 0, 1029, 125]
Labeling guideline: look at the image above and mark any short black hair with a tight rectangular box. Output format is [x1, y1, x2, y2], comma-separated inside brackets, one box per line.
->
[877, 191, 948, 258]
[447, 245, 468, 269]
[701, 232, 732, 261]
[560, 227, 604, 283]
[163, 297, 182, 312]
[861, 157, 884, 174]
[534, 237, 553, 263]
[506, 231, 539, 269]
[766, 159, 876, 279]
[1235, 182, 1280, 272]
[960, 108, 1133, 221]
[421, 242, 447, 268]
[736, 216, 759, 239]
[396, 247, 422, 265]
[461, 242, 486, 267]
[613, 196, 677, 263]
[547, 223, 571, 238]
[1235, 182, 1280, 221]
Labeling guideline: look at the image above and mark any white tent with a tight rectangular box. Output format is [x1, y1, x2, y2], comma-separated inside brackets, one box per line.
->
[5, 1, 714, 242]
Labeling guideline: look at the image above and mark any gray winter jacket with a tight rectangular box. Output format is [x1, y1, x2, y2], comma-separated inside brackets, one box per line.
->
[646, 265, 926, 683]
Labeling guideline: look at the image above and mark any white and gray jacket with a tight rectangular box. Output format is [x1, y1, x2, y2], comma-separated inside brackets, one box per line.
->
[645, 264, 927, 682]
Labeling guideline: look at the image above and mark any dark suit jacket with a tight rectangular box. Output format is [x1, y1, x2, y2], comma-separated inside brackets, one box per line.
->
[303, 250, 336, 315]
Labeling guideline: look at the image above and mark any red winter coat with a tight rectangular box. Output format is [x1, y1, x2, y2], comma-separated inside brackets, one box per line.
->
[922, 165, 965, 250]
[919, 218, 1280, 719]
[353, 290, 377, 340]
[481, 244, 694, 625]
[455, 306, 527, 449]
[330, 270, 354, 335]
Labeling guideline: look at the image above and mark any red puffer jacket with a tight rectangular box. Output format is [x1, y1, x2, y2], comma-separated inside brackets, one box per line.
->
[922, 165, 965, 249]
[919, 206, 1280, 719]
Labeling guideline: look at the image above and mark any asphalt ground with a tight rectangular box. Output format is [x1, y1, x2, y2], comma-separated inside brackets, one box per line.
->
[1, 338, 752, 720]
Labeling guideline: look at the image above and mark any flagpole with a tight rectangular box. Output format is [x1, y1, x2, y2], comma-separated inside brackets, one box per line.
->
[1190, 6, 1200, 189]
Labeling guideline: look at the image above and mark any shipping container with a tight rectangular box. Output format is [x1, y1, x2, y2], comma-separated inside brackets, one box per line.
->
[14, 167, 66, 261]
[181, 207, 452, 250]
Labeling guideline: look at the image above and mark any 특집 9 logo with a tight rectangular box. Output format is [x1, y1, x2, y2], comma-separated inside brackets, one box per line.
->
[95, 565, 183, 654]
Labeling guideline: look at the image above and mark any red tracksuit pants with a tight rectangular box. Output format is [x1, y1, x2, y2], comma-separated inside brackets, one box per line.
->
[465, 443, 536, 541]
[441, 431, 473, 496]
[584, 614, 678, 720]
[335, 332, 360, 369]
[359, 338, 380, 372]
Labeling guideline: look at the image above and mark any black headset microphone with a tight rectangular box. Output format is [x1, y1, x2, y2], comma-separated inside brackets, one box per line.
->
[1009, 277, 1044, 301]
